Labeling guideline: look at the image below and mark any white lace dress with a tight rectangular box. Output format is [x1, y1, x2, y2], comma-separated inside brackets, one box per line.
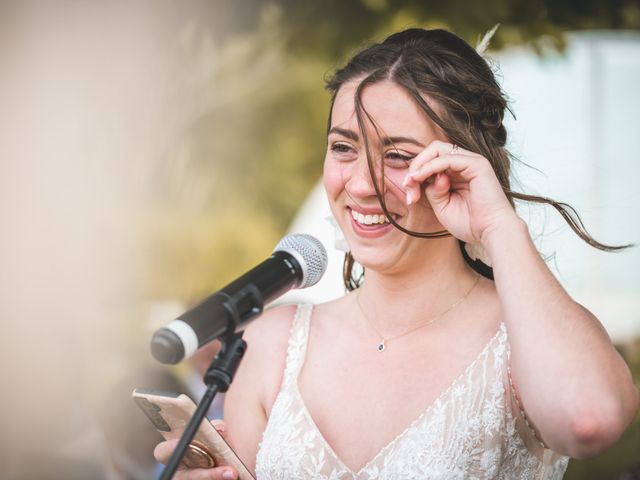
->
[255, 304, 569, 479]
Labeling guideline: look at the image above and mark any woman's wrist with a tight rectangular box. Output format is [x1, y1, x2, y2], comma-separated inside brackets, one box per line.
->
[480, 214, 529, 262]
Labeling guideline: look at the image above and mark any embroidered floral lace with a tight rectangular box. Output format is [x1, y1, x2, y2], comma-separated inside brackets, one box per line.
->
[256, 304, 569, 479]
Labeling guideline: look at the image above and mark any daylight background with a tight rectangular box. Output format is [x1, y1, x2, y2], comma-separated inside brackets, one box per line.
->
[0, 1, 638, 478]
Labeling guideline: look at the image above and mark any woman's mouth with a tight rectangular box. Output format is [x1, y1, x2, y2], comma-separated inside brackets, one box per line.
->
[350, 209, 391, 226]
[348, 207, 399, 237]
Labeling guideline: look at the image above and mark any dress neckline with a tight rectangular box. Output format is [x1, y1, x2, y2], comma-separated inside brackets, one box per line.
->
[292, 305, 506, 476]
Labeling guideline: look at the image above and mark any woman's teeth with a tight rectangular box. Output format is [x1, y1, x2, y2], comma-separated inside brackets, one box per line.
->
[351, 209, 390, 225]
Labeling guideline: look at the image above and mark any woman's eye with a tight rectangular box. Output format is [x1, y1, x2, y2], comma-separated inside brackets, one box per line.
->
[330, 143, 355, 155]
[385, 151, 414, 167]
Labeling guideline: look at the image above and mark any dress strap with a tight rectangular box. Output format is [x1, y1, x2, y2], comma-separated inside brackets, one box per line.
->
[280, 304, 313, 387]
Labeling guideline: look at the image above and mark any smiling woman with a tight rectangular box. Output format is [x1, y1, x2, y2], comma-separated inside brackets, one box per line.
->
[324, 79, 451, 272]
[154, 28, 639, 480]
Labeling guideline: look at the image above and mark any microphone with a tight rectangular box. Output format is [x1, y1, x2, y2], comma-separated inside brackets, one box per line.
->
[150, 233, 328, 364]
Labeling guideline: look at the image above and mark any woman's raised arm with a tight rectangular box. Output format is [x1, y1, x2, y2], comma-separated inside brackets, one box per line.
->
[404, 139, 640, 458]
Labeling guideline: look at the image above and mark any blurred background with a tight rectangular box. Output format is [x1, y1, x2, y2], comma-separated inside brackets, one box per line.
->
[0, 1, 638, 478]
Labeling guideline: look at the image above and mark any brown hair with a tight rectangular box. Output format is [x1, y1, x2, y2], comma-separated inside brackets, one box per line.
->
[325, 28, 630, 290]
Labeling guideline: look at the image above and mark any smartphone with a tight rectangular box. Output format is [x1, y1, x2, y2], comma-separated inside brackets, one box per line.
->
[132, 388, 255, 479]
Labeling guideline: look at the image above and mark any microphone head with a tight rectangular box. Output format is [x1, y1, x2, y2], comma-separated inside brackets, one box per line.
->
[274, 234, 328, 288]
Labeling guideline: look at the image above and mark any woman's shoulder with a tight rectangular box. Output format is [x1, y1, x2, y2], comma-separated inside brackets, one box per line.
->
[241, 300, 345, 404]
[240, 304, 299, 370]
[242, 298, 345, 350]
[240, 303, 312, 411]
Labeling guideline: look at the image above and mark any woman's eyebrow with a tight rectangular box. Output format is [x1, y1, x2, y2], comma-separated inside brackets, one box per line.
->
[382, 136, 425, 148]
[328, 128, 425, 149]
[328, 127, 359, 141]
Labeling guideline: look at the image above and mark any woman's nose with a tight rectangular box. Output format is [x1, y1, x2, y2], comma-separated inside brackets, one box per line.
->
[346, 156, 379, 198]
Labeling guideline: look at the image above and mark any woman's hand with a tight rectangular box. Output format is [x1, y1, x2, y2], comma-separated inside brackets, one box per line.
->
[403, 140, 519, 246]
[154, 420, 238, 480]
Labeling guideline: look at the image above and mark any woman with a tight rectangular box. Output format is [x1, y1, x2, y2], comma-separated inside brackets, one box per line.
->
[155, 28, 639, 479]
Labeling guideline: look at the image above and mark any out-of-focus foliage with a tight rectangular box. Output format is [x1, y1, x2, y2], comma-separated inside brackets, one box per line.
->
[143, 8, 330, 300]
[181, 0, 640, 58]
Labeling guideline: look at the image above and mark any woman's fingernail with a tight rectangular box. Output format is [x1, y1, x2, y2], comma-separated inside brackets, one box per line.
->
[222, 470, 236, 480]
[406, 190, 413, 205]
[402, 173, 412, 187]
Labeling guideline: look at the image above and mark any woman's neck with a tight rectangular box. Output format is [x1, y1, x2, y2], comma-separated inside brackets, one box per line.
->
[355, 240, 479, 333]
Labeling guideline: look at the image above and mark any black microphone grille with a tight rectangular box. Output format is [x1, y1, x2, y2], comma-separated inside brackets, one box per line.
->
[274, 234, 328, 288]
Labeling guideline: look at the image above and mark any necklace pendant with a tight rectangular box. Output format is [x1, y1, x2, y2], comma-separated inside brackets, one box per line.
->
[377, 341, 385, 352]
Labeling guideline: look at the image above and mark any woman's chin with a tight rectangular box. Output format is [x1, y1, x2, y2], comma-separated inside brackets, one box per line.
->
[350, 245, 405, 274]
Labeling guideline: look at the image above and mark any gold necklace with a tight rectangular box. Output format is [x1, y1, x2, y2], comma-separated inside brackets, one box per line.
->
[356, 275, 481, 352]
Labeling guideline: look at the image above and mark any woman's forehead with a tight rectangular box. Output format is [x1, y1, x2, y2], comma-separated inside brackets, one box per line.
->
[330, 79, 443, 140]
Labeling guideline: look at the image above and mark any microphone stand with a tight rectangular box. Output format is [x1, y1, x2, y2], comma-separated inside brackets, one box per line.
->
[159, 333, 247, 480]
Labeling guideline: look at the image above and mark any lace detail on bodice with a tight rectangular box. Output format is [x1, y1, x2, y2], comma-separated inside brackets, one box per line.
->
[255, 304, 569, 479]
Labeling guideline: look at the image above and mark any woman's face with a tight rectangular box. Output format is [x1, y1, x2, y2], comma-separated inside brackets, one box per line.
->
[323, 79, 448, 272]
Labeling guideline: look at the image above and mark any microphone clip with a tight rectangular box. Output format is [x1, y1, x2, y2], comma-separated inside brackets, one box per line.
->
[219, 283, 264, 337]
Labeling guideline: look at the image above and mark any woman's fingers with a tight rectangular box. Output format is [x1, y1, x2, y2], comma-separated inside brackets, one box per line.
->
[154, 437, 238, 480]
[154, 438, 179, 465]
[211, 419, 227, 439]
[172, 467, 238, 480]
[425, 172, 452, 204]
[403, 155, 472, 204]
[164, 467, 238, 480]
[415, 140, 472, 163]
[397, 139, 515, 241]
[407, 140, 471, 179]
[402, 140, 485, 205]
[154, 420, 227, 463]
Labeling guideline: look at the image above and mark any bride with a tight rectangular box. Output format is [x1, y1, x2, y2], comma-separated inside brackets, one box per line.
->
[155, 28, 639, 479]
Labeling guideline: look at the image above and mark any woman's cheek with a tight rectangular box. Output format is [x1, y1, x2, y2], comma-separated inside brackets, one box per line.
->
[322, 159, 348, 198]
[382, 170, 408, 197]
